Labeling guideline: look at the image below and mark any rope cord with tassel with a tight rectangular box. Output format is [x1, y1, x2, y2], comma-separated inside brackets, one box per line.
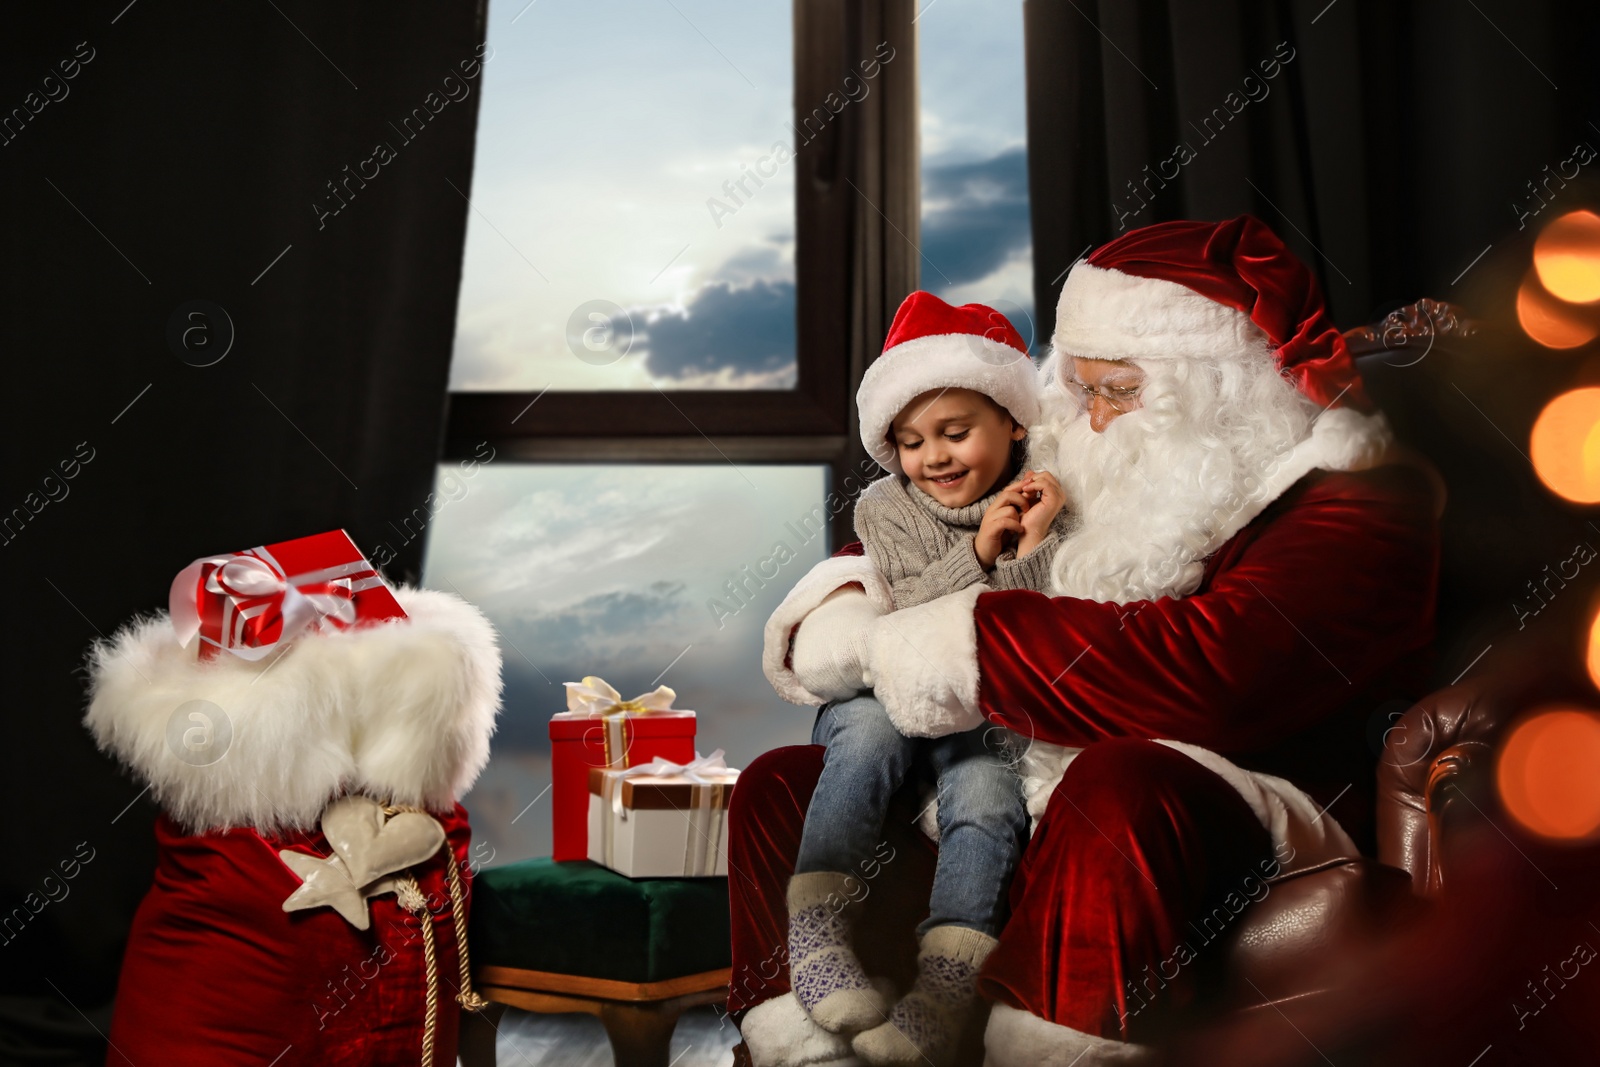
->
[395, 876, 439, 1067]
[381, 802, 488, 1067]
[446, 853, 489, 1010]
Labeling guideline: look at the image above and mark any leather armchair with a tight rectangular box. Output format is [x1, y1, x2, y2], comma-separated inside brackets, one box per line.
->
[1208, 677, 1507, 1021]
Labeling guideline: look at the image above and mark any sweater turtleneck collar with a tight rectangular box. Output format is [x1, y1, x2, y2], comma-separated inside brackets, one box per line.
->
[904, 460, 1021, 529]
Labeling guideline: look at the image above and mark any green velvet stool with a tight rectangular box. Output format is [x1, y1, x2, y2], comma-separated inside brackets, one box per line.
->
[458, 858, 731, 1067]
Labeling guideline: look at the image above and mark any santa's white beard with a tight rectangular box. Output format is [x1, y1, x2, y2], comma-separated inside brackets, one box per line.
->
[1028, 352, 1317, 604]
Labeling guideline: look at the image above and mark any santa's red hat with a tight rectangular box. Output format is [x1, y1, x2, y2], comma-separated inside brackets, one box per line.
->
[859, 291, 1039, 475]
[1054, 215, 1373, 412]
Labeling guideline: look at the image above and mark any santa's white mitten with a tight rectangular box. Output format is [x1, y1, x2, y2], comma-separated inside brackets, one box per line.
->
[864, 586, 985, 738]
[790, 587, 879, 702]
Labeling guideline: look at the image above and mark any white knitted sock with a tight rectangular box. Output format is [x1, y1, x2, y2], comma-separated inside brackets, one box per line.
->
[788, 872, 889, 1033]
[740, 992, 863, 1067]
[852, 924, 996, 1066]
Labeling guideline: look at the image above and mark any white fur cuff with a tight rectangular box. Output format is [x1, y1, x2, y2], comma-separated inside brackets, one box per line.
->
[985, 1003, 1158, 1067]
[741, 992, 861, 1067]
[764, 555, 894, 707]
[866, 585, 984, 738]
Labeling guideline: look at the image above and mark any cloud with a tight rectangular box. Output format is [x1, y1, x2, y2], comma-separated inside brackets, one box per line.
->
[920, 146, 1032, 291]
[639, 277, 797, 381]
[494, 580, 696, 747]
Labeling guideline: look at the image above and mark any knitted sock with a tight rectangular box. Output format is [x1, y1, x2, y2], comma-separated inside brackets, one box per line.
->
[852, 924, 996, 1067]
[788, 872, 889, 1033]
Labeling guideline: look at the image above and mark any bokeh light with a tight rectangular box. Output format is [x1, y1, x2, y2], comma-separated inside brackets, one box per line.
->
[1529, 387, 1600, 502]
[1517, 267, 1600, 350]
[1497, 708, 1600, 841]
[1589, 610, 1600, 691]
[1535, 210, 1600, 304]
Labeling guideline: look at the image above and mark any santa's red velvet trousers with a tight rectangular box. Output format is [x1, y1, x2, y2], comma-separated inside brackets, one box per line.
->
[727, 737, 1271, 1041]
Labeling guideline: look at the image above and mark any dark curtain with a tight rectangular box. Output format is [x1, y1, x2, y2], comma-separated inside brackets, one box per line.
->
[1, 1, 485, 1059]
[1022, 0, 1600, 684]
[1023, 0, 1600, 328]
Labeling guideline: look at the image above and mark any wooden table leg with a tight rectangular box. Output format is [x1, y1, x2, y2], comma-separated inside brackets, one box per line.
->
[596, 1000, 683, 1067]
[458, 1001, 506, 1067]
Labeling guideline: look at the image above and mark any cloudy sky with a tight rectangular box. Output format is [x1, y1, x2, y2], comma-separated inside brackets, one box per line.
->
[918, 0, 1036, 341]
[447, 0, 1034, 395]
[430, 0, 1031, 866]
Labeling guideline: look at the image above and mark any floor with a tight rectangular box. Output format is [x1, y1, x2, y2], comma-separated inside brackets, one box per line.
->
[468, 1004, 741, 1067]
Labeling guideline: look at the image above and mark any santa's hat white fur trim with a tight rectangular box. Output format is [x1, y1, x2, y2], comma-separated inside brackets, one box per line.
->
[740, 992, 859, 1067]
[858, 333, 1040, 475]
[986, 1003, 1158, 1066]
[1055, 260, 1266, 364]
[763, 554, 893, 707]
[84, 586, 501, 835]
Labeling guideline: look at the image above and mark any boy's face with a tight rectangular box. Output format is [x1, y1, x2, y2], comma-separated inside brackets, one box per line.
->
[891, 387, 1026, 507]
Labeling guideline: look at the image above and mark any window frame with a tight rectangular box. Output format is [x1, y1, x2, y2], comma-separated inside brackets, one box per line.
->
[438, 0, 920, 549]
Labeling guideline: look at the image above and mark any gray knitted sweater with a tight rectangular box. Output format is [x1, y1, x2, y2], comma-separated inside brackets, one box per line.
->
[853, 468, 1075, 609]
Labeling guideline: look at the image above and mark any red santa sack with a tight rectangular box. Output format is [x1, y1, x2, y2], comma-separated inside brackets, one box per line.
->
[85, 540, 502, 1067]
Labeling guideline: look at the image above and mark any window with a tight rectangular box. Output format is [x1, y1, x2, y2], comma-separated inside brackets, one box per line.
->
[422, 462, 828, 863]
[448, 0, 799, 393]
[428, 2, 965, 867]
[917, 0, 1035, 347]
[439, 1, 921, 480]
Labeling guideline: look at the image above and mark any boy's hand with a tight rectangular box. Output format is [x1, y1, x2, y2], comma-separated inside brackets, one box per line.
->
[1015, 470, 1066, 558]
[975, 486, 1028, 568]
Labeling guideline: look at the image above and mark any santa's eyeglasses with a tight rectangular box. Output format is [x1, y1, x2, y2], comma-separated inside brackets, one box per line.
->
[1065, 379, 1142, 413]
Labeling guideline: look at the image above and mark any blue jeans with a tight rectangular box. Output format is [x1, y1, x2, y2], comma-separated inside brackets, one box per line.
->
[793, 693, 1028, 937]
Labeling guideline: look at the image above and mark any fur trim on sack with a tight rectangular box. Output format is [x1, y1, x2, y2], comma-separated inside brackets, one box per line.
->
[84, 586, 501, 835]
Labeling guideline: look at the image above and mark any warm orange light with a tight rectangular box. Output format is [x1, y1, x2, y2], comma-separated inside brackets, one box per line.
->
[1530, 387, 1600, 502]
[1535, 210, 1600, 304]
[1498, 708, 1600, 841]
[1518, 267, 1600, 349]
[1589, 612, 1600, 690]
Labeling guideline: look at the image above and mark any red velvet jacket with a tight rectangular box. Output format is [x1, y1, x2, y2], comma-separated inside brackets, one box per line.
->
[839, 464, 1439, 846]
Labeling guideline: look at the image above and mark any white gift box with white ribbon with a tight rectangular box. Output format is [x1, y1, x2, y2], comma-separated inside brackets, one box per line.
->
[586, 751, 739, 878]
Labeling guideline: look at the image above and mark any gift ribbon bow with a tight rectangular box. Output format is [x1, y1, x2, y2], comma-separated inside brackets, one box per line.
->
[599, 750, 735, 876]
[169, 547, 381, 661]
[563, 676, 682, 768]
[608, 749, 732, 787]
[563, 676, 679, 717]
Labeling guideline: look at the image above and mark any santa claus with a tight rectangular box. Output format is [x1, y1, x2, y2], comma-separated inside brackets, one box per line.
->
[730, 216, 1439, 1065]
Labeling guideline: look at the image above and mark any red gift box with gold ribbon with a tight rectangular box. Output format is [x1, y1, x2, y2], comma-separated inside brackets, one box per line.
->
[168, 529, 406, 660]
[549, 676, 696, 861]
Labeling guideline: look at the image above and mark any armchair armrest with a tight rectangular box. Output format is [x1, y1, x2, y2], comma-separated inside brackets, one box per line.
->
[1376, 683, 1504, 895]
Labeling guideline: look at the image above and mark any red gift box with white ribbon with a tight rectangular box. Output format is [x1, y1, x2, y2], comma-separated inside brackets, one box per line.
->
[168, 529, 406, 660]
[549, 676, 696, 861]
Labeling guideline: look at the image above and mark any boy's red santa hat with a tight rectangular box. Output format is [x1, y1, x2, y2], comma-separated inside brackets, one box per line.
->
[858, 291, 1040, 475]
[1054, 213, 1373, 412]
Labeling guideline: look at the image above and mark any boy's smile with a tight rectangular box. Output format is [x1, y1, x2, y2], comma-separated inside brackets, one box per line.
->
[891, 387, 1027, 508]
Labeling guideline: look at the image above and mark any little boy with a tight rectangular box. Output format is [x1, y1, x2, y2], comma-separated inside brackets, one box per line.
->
[785, 291, 1072, 1067]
